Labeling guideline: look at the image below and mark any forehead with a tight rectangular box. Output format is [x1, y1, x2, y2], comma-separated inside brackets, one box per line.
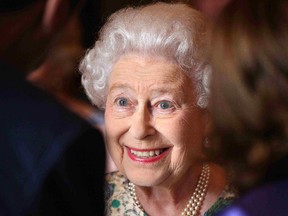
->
[109, 54, 190, 89]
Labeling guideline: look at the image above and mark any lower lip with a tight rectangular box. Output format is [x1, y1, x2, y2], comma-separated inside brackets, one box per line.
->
[126, 147, 170, 163]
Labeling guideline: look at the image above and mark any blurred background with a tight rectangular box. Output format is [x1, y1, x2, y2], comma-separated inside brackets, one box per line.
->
[82, 0, 231, 50]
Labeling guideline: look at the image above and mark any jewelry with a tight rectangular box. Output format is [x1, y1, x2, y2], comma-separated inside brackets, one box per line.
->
[203, 137, 210, 148]
[127, 164, 210, 216]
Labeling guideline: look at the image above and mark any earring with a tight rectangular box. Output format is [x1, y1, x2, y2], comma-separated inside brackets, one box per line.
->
[203, 137, 210, 148]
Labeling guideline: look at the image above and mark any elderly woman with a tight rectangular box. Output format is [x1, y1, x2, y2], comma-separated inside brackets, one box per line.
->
[80, 2, 235, 215]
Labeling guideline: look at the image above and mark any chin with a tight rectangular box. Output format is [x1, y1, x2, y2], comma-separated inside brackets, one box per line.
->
[125, 168, 169, 187]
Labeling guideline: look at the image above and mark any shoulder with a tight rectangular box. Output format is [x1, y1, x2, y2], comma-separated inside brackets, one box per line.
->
[105, 171, 128, 200]
[0, 61, 106, 215]
[104, 171, 129, 207]
[205, 185, 237, 216]
[104, 171, 144, 216]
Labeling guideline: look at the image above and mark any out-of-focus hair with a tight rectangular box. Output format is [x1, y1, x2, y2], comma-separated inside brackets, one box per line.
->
[0, 0, 79, 12]
[209, 0, 288, 191]
[79, 2, 211, 109]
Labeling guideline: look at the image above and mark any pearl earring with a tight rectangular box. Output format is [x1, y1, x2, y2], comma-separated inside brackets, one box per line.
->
[203, 137, 210, 148]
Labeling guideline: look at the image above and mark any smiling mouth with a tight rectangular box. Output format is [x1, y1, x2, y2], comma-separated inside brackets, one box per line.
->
[130, 148, 168, 158]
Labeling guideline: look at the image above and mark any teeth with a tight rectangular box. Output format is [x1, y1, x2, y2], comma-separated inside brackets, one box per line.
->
[130, 149, 164, 158]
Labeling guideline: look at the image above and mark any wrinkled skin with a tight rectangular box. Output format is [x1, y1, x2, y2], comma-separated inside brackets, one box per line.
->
[105, 54, 208, 188]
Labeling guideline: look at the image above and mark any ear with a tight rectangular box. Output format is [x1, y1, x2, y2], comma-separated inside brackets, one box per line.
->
[42, 0, 70, 35]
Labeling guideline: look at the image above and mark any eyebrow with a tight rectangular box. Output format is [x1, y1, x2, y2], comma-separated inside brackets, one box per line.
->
[108, 83, 132, 93]
[108, 82, 185, 96]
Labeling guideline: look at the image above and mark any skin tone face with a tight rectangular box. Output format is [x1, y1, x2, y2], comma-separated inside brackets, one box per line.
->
[105, 54, 208, 188]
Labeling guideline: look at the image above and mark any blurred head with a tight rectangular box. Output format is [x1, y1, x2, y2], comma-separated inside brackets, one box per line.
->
[209, 0, 288, 190]
[80, 2, 211, 187]
[0, 0, 81, 72]
[27, 11, 85, 96]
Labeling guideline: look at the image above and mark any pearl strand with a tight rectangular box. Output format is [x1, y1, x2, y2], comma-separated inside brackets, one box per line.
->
[182, 164, 210, 216]
[127, 164, 210, 216]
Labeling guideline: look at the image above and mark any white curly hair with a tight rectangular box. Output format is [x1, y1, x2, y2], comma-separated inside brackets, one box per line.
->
[79, 1, 211, 109]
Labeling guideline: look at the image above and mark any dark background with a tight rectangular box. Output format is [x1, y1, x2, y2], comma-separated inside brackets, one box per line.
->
[81, 0, 172, 49]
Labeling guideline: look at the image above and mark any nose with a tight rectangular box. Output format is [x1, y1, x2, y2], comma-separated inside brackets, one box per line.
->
[129, 104, 156, 139]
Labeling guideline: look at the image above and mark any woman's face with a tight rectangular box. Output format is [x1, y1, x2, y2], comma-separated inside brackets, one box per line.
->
[105, 54, 208, 186]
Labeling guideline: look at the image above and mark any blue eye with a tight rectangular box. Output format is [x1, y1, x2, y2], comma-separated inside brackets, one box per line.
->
[117, 97, 128, 106]
[158, 101, 173, 109]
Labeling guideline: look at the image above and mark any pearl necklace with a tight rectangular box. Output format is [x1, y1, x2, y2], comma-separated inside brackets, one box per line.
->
[127, 164, 210, 216]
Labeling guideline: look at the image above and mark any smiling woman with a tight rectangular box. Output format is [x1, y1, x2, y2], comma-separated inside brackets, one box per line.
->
[105, 54, 206, 187]
[79, 2, 236, 216]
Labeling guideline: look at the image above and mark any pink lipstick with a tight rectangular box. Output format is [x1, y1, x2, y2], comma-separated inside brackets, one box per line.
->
[126, 147, 170, 163]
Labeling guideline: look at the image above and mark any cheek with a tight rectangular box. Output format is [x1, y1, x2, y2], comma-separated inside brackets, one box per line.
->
[163, 121, 191, 172]
[104, 108, 117, 143]
[169, 112, 206, 158]
[104, 108, 126, 169]
[182, 113, 207, 158]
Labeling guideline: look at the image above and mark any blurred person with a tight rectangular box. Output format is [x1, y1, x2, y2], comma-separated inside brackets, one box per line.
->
[27, 11, 117, 173]
[0, 0, 105, 215]
[27, 11, 105, 132]
[80, 2, 236, 215]
[209, 0, 288, 215]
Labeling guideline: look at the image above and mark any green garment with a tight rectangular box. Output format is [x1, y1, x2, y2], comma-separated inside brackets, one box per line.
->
[105, 171, 236, 216]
